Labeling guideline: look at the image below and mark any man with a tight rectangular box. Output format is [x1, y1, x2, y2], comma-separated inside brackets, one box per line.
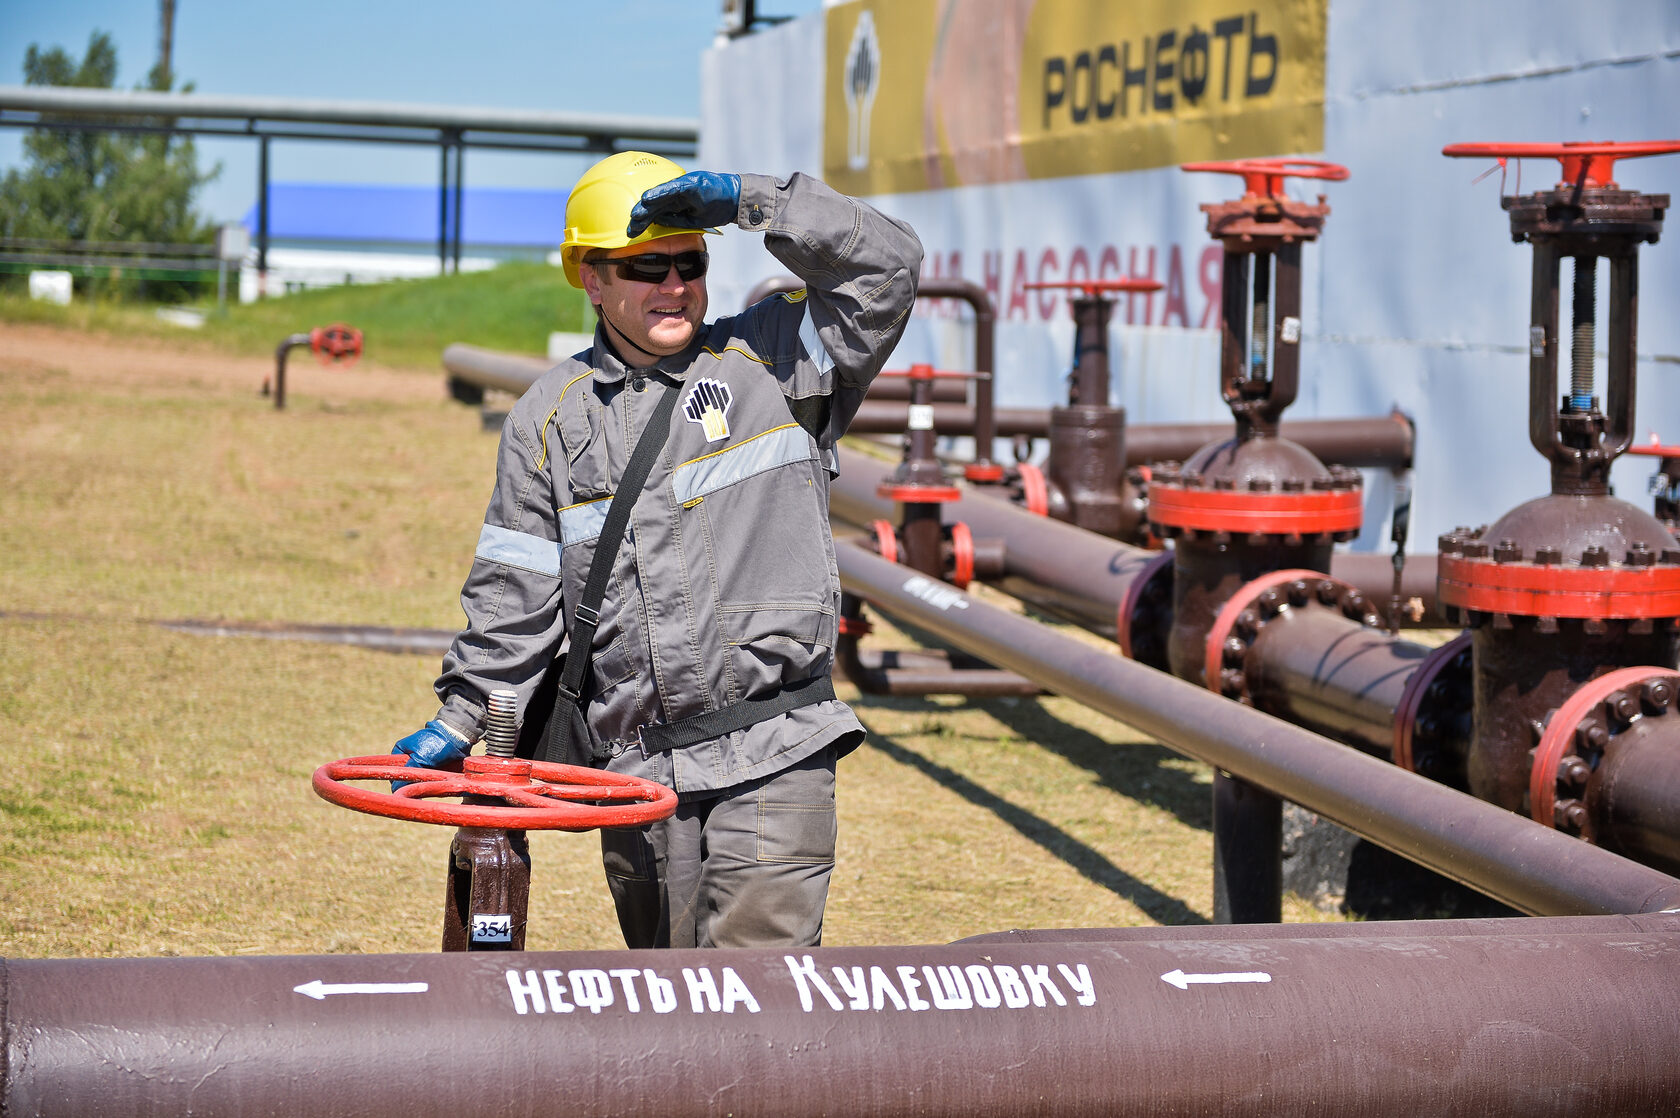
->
[391, 151, 922, 949]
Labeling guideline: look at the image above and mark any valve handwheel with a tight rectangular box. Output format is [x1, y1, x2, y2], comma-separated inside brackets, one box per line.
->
[311, 322, 364, 367]
[1181, 157, 1351, 196]
[1442, 141, 1680, 190]
[313, 753, 676, 831]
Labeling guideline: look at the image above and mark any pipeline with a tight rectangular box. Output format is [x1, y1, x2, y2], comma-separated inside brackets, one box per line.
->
[6, 918, 1680, 1117]
[832, 444, 1438, 637]
[834, 540, 1680, 917]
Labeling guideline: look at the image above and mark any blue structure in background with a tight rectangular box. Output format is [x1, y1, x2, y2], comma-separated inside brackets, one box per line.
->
[241, 183, 569, 249]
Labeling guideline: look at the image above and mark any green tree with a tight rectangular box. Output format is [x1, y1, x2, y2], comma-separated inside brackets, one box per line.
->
[0, 30, 220, 298]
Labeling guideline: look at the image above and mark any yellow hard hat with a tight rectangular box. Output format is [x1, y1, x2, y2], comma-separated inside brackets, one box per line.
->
[559, 151, 698, 288]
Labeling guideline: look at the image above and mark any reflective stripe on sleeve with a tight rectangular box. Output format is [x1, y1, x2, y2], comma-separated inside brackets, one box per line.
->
[798, 305, 837, 377]
[475, 523, 561, 577]
[672, 424, 813, 505]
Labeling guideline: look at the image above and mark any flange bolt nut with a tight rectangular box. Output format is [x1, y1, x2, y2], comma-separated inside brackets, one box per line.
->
[1557, 755, 1592, 788]
[1606, 689, 1641, 725]
[1535, 546, 1562, 565]
[1493, 539, 1521, 563]
[1575, 721, 1610, 752]
[1641, 678, 1675, 713]
[1556, 799, 1589, 833]
[1626, 542, 1655, 567]
[1581, 545, 1609, 568]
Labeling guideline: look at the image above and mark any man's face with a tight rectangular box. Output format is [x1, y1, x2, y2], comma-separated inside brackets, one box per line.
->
[580, 232, 708, 364]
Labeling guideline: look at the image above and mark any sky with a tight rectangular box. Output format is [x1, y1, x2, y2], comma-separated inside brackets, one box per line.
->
[0, 1, 826, 223]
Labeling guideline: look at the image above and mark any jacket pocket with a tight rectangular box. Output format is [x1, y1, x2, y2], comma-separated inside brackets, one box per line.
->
[720, 604, 833, 693]
[590, 633, 638, 696]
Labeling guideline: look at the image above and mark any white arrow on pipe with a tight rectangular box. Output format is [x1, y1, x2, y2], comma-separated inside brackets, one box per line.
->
[1160, 968, 1272, 990]
[293, 979, 430, 1000]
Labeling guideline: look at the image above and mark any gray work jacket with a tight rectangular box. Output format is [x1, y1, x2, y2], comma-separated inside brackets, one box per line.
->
[433, 172, 922, 796]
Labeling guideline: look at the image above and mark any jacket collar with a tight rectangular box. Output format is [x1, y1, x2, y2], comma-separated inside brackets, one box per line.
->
[590, 320, 714, 386]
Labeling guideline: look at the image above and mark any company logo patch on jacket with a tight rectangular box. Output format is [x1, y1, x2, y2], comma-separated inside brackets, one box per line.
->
[683, 378, 734, 442]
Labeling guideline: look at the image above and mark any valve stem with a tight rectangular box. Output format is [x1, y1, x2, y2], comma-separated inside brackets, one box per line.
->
[484, 689, 519, 758]
[1569, 256, 1596, 412]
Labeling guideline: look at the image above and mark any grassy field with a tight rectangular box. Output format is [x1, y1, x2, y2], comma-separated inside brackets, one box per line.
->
[0, 259, 590, 370]
[1, 281, 1344, 960]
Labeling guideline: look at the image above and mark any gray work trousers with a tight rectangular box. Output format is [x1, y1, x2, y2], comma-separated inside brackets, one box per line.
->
[600, 746, 838, 949]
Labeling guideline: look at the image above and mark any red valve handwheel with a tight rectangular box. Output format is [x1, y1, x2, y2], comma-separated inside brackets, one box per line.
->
[311, 323, 364, 367]
[312, 754, 676, 831]
[1182, 157, 1351, 197]
[1022, 277, 1163, 297]
[871, 519, 900, 565]
[1627, 435, 1680, 458]
[877, 363, 987, 380]
[1442, 140, 1680, 190]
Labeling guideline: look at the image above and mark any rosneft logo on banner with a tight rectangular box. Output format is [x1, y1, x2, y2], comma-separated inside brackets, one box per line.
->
[823, 0, 1325, 195]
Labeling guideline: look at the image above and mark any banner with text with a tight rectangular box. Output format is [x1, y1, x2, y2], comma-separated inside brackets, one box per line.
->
[823, 0, 1327, 195]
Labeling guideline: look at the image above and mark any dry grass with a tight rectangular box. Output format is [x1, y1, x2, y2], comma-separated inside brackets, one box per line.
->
[1, 322, 1340, 960]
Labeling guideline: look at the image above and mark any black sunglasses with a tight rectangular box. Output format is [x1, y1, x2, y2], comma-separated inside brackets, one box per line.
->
[590, 250, 709, 284]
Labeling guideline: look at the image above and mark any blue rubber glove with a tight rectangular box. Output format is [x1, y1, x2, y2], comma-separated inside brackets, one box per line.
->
[627, 171, 741, 237]
[390, 719, 472, 790]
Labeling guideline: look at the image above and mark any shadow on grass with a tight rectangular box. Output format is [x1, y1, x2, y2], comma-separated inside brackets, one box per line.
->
[979, 698, 1213, 835]
[857, 716, 1208, 927]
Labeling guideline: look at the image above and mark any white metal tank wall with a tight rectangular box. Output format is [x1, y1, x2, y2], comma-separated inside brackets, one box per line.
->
[698, 2, 1680, 550]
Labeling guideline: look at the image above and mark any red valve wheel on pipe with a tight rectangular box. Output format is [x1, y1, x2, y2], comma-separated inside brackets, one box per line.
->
[1181, 157, 1351, 197]
[310, 322, 364, 367]
[313, 753, 676, 831]
[1442, 140, 1680, 190]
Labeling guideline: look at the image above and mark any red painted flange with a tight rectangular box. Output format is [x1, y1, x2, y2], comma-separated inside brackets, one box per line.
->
[836, 612, 873, 638]
[1016, 461, 1049, 517]
[871, 519, 899, 565]
[949, 520, 974, 589]
[1202, 569, 1330, 695]
[877, 482, 962, 503]
[311, 323, 363, 366]
[313, 754, 676, 831]
[1116, 551, 1174, 660]
[1438, 554, 1680, 620]
[1147, 484, 1363, 534]
[1529, 666, 1680, 829]
[1442, 141, 1680, 190]
[964, 461, 1007, 483]
[1181, 157, 1350, 197]
[1392, 633, 1472, 774]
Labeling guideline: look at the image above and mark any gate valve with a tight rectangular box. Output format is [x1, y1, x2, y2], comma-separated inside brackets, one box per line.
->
[1182, 158, 1349, 244]
[267, 322, 364, 411]
[874, 363, 983, 503]
[312, 752, 677, 831]
[1021, 278, 1162, 407]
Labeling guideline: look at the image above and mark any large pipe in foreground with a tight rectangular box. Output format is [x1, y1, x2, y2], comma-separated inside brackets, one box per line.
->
[7, 919, 1680, 1117]
[834, 541, 1680, 917]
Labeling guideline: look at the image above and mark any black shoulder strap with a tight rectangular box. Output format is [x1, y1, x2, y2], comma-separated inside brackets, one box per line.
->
[539, 378, 682, 765]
